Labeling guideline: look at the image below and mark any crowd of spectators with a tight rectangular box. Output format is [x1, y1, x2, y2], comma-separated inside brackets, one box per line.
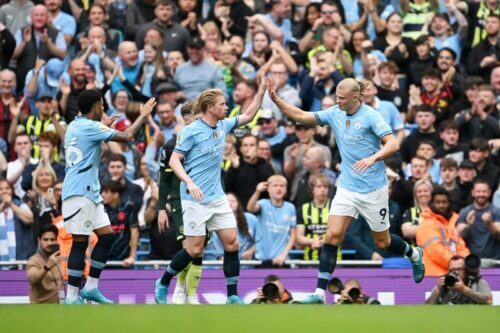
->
[0, 0, 498, 276]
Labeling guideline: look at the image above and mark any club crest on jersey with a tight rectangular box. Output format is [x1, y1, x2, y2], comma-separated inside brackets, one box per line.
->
[346, 120, 350, 129]
[213, 131, 218, 139]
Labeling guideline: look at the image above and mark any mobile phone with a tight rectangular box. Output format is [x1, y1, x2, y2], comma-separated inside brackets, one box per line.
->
[48, 188, 54, 194]
[49, 243, 60, 254]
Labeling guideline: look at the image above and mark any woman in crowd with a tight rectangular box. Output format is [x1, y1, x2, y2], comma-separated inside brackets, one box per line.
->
[402, 179, 433, 243]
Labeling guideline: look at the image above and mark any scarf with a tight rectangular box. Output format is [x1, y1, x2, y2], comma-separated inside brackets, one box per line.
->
[0, 208, 16, 262]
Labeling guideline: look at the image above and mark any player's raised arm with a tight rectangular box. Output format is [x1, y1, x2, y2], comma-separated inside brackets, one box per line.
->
[238, 71, 267, 127]
[267, 76, 316, 126]
[169, 151, 203, 201]
[111, 97, 157, 142]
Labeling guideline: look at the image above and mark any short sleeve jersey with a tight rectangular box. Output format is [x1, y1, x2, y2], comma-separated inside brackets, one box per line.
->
[313, 104, 392, 193]
[62, 117, 117, 203]
[174, 117, 238, 203]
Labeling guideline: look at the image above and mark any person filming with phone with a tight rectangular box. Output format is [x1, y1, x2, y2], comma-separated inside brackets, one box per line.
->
[26, 224, 64, 304]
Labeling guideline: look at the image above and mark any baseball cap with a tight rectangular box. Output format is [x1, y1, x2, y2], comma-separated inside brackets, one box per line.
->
[459, 160, 475, 169]
[44, 58, 65, 88]
[188, 37, 205, 49]
[36, 93, 54, 101]
[258, 108, 275, 120]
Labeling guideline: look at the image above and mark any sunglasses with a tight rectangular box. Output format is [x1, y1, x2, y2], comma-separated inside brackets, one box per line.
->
[295, 125, 313, 131]
[258, 119, 273, 125]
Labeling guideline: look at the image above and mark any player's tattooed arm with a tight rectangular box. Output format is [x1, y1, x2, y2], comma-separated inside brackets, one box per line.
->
[238, 71, 266, 127]
[266, 76, 316, 126]
[111, 98, 157, 142]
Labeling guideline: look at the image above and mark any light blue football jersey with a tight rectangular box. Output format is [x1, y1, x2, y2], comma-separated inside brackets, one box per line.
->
[174, 117, 238, 203]
[254, 199, 296, 260]
[62, 117, 117, 203]
[313, 104, 392, 193]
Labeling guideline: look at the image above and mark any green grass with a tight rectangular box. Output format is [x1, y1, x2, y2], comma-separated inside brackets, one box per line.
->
[1, 305, 499, 333]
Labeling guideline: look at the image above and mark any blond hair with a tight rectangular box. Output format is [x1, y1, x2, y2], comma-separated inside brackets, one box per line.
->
[193, 89, 224, 114]
[337, 78, 366, 102]
[32, 163, 57, 193]
[267, 174, 287, 186]
[308, 173, 330, 192]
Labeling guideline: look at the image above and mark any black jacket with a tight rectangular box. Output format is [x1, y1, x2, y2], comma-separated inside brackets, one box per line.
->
[467, 39, 500, 82]
[224, 157, 274, 209]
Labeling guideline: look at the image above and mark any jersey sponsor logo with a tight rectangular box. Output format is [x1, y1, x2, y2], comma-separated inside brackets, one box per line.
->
[200, 142, 225, 156]
[341, 133, 364, 143]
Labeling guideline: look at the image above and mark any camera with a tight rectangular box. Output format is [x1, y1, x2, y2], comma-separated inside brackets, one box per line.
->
[262, 282, 279, 301]
[444, 254, 482, 288]
[444, 272, 458, 287]
[327, 277, 361, 304]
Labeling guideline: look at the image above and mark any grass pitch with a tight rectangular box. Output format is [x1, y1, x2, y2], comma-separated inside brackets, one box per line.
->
[1, 305, 499, 333]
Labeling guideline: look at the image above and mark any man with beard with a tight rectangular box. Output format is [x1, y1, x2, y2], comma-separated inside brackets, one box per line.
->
[228, 35, 255, 80]
[224, 134, 274, 209]
[134, 0, 190, 53]
[57, 59, 87, 124]
[416, 187, 470, 276]
[467, 14, 500, 82]
[455, 85, 500, 142]
[436, 48, 464, 98]
[229, 80, 262, 136]
[457, 179, 500, 260]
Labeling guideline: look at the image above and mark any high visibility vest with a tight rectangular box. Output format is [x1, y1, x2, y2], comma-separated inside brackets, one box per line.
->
[472, 2, 500, 47]
[25, 115, 60, 162]
[402, 2, 434, 40]
[301, 200, 341, 260]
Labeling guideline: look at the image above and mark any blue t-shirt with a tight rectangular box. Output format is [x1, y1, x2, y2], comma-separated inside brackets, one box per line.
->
[51, 11, 77, 38]
[206, 212, 258, 259]
[457, 204, 500, 259]
[254, 199, 296, 260]
[62, 117, 117, 203]
[313, 104, 392, 193]
[174, 117, 238, 203]
[375, 98, 404, 133]
[434, 34, 462, 63]
[266, 14, 293, 45]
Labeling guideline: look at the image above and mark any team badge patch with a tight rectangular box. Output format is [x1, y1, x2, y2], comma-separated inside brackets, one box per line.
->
[213, 131, 218, 139]
[354, 121, 361, 129]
